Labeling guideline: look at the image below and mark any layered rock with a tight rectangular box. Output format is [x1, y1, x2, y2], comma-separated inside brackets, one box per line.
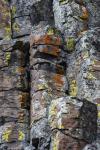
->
[0, 40, 30, 149]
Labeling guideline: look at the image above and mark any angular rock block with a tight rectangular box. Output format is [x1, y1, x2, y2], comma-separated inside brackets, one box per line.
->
[51, 131, 87, 150]
[31, 70, 67, 94]
[0, 91, 29, 109]
[10, 0, 34, 38]
[53, 0, 89, 38]
[0, 50, 26, 68]
[30, 118, 51, 150]
[31, 63, 65, 75]
[75, 29, 100, 102]
[0, 108, 29, 124]
[49, 97, 97, 142]
[30, 91, 52, 124]
[0, 70, 28, 91]
[30, 34, 63, 47]
[0, 122, 29, 144]
[12, 16, 32, 38]
[30, 45, 61, 57]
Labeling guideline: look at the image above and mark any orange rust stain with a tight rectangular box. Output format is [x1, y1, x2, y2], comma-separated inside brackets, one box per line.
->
[30, 34, 62, 46]
[80, 6, 89, 20]
[18, 111, 25, 122]
[52, 74, 64, 85]
[19, 93, 29, 108]
[16, 67, 25, 74]
[42, 46, 60, 56]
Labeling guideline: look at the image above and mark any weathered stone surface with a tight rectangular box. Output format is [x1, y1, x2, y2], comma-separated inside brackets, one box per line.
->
[31, 70, 67, 94]
[30, 118, 51, 150]
[0, 91, 29, 109]
[0, 122, 29, 144]
[30, 34, 63, 47]
[0, 0, 11, 40]
[51, 131, 87, 150]
[53, 0, 89, 38]
[49, 97, 97, 142]
[0, 0, 99, 149]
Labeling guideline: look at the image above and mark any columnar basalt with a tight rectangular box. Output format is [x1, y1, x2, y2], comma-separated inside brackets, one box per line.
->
[0, 0, 100, 150]
[29, 24, 67, 149]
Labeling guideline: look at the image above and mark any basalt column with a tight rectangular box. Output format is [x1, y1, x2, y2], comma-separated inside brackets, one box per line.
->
[30, 25, 67, 150]
[53, 0, 100, 147]
[0, 40, 30, 149]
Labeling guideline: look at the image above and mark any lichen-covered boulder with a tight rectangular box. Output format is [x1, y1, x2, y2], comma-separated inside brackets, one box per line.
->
[49, 97, 97, 144]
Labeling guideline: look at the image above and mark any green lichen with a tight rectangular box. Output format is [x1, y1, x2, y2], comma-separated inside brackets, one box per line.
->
[11, 6, 17, 17]
[5, 52, 11, 65]
[59, 0, 69, 4]
[18, 131, 25, 141]
[66, 37, 75, 52]
[2, 129, 11, 142]
[13, 22, 20, 32]
[47, 27, 61, 36]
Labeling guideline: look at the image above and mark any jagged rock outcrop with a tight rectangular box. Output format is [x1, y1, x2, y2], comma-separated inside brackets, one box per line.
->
[0, 0, 100, 149]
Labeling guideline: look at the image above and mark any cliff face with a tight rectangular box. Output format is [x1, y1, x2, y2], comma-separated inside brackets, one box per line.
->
[0, 0, 100, 150]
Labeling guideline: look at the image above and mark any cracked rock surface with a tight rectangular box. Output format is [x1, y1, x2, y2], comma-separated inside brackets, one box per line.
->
[0, 0, 100, 149]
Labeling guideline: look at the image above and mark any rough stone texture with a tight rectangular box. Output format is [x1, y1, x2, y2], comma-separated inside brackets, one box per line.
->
[0, 0, 100, 149]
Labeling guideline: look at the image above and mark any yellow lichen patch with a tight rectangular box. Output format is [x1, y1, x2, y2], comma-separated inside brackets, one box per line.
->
[80, 6, 89, 20]
[98, 112, 100, 118]
[97, 104, 100, 107]
[66, 37, 75, 52]
[52, 133, 59, 150]
[2, 129, 12, 142]
[58, 118, 64, 129]
[5, 52, 11, 65]
[5, 26, 11, 39]
[59, 0, 68, 5]
[49, 103, 57, 117]
[47, 27, 54, 35]
[69, 80, 78, 96]
[52, 74, 64, 85]
[82, 51, 89, 60]
[18, 131, 25, 141]
[11, 6, 16, 17]
[13, 22, 20, 32]
[0, 0, 11, 39]
[37, 83, 48, 90]
[87, 72, 96, 80]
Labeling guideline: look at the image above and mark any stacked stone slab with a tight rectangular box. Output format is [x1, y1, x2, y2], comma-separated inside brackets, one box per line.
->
[0, 40, 30, 149]
[30, 24, 68, 149]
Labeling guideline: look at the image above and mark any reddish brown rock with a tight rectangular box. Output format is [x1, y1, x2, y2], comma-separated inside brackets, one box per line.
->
[30, 34, 62, 47]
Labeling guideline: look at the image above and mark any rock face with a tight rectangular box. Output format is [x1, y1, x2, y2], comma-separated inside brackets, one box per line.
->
[0, 0, 100, 150]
